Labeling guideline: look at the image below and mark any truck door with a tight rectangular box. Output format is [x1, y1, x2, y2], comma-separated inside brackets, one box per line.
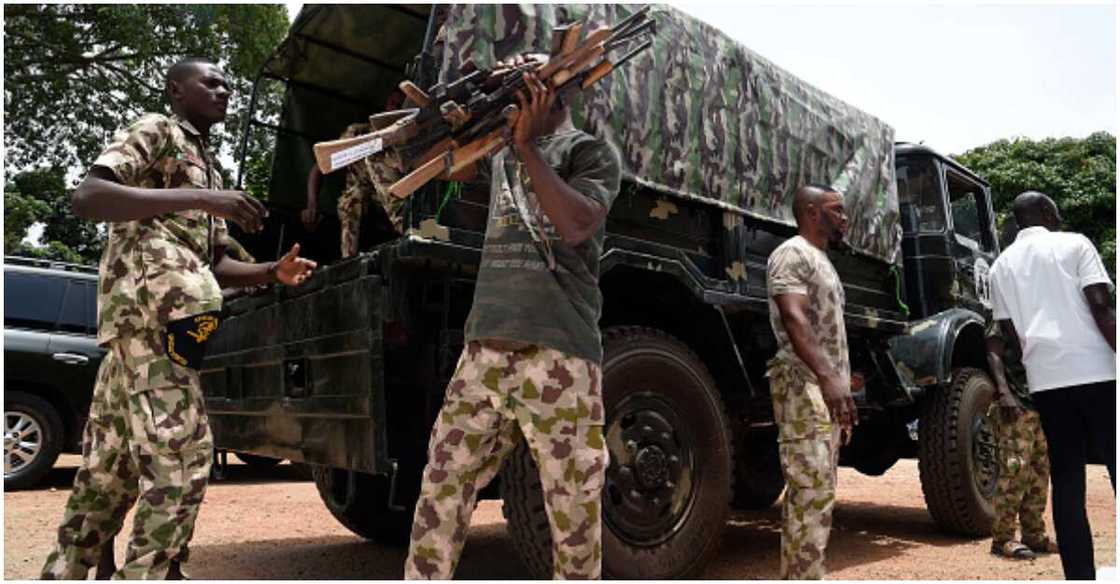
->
[943, 168, 998, 314]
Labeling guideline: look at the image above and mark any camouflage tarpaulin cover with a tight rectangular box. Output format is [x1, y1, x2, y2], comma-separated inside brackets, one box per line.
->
[439, 4, 901, 264]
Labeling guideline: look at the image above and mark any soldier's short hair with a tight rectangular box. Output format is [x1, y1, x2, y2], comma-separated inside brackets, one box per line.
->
[165, 57, 216, 98]
[793, 183, 841, 223]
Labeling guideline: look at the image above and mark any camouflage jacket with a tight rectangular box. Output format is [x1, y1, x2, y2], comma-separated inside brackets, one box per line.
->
[91, 113, 228, 346]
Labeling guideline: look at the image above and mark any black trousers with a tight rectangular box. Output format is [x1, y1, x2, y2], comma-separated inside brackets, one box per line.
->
[1032, 380, 1117, 580]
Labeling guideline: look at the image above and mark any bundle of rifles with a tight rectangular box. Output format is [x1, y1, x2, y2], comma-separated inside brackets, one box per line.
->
[312, 6, 657, 199]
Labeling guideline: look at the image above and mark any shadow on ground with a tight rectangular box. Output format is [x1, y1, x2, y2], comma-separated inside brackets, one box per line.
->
[179, 523, 529, 580]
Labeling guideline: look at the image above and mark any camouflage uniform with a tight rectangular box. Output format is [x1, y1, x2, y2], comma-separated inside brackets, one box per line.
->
[986, 323, 1051, 549]
[337, 122, 407, 257]
[766, 235, 849, 580]
[406, 342, 607, 579]
[41, 113, 223, 580]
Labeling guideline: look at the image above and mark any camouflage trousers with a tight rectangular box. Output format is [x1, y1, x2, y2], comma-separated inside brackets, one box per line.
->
[338, 151, 405, 257]
[768, 359, 842, 580]
[989, 406, 1050, 544]
[41, 331, 213, 580]
[405, 341, 607, 580]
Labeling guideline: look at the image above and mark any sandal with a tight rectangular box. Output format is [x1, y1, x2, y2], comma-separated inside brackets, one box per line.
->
[1023, 536, 1059, 555]
[991, 540, 1036, 560]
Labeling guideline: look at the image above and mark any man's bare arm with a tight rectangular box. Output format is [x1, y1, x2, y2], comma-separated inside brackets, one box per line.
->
[774, 293, 857, 429]
[1084, 283, 1116, 352]
[984, 334, 1021, 410]
[517, 142, 607, 245]
[73, 167, 266, 232]
[512, 71, 607, 245]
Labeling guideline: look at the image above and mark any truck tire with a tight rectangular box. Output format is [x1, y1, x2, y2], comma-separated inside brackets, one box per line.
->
[732, 429, 785, 510]
[234, 452, 282, 469]
[311, 465, 414, 545]
[5, 391, 64, 490]
[917, 367, 998, 536]
[500, 327, 733, 579]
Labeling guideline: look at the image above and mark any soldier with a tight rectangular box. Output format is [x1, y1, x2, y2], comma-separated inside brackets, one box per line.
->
[304, 91, 409, 257]
[40, 57, 316, 580]
[403, 53, 620, 580]
[985, 320, 1059, 559]
[766, 184, 857, 579]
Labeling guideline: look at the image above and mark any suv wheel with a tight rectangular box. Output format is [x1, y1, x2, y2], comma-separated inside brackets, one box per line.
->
[5, 391, 64, 490]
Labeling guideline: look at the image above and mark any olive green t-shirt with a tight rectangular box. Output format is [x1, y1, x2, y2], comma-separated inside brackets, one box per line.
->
[463, 129, 621, 363]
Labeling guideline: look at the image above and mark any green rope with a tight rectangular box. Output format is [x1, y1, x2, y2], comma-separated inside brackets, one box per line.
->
[435, 181, 463, 222]
[891, 265, 909, 316]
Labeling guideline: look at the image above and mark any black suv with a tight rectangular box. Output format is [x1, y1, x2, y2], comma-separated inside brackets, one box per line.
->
[4, 256, 104, 489]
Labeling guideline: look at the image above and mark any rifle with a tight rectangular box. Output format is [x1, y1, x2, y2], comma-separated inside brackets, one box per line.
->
[311, 6, 656, 198]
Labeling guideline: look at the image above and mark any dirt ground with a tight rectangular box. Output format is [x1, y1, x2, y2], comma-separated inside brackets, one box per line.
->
[5, 455, 1115, 580]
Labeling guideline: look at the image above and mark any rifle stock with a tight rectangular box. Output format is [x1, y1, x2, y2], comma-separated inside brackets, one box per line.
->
[313, 110, 418, 174]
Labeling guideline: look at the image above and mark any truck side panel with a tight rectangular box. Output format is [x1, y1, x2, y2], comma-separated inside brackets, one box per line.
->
[202, 259, 387, 473]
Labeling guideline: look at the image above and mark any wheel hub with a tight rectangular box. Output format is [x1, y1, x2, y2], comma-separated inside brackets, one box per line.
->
[604, 392, 697, 546]
[5, 411, 43, 475]
[634, 446, 669, 489]
[972, 414, 999, 498]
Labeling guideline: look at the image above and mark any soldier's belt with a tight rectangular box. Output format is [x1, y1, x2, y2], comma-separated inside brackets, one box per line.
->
[164, 311, 221, 370]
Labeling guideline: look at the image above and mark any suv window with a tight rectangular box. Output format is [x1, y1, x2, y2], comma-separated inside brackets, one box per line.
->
[57, 280, 97, 335]
[4, 271, 67, 331]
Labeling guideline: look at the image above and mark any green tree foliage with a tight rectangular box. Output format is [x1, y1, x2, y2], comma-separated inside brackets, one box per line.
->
[3, 3, 288, 188]
[4, 167, 102, 264]
[954, 132, 1116, 273]
[4, 4, 289, 264]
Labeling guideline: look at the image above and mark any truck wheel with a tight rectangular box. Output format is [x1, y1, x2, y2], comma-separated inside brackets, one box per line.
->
[5, 391, 64, 490]
[311, 466, 414, 545]
[234, 452, 282, 468]
[732, 429, 785, 510]
[917, 367, 998, 536]
[500, 327, 733, 579]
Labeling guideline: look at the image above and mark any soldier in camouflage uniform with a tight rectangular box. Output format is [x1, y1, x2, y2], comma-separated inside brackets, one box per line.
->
[404, 55, 620, 580]
[335, 123, 408, 255]
[985, 321, 1059, 559]
[305, 91, 409, 257]
[766, 184, 857, 580]
[40, 58, 316, 580]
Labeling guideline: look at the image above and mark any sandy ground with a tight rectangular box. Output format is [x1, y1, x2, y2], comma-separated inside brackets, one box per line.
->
[5, 455, 1114, 580]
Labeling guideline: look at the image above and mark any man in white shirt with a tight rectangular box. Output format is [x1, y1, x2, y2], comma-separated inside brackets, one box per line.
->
[988, 191, 1116, 581]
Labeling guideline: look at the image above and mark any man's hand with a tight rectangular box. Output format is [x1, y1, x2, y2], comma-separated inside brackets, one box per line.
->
[270, 243, 317, 286]
[300, 206, 321, 232]
[511, 70, 558, 147]
[201, 190, 268, 233]
[820, 371, 857, 437]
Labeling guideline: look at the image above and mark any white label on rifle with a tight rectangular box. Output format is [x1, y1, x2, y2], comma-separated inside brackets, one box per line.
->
[331, 137, 383, 169]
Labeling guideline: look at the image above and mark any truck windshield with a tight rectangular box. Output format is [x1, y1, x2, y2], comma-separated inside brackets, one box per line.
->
[896, 157, 945, 233]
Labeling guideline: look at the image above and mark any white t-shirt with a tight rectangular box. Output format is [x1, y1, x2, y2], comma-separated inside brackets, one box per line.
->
[989, 226, 1115, 392]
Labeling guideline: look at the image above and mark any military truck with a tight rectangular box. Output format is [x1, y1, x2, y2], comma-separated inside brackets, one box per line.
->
[204, 5, 1001, 578]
